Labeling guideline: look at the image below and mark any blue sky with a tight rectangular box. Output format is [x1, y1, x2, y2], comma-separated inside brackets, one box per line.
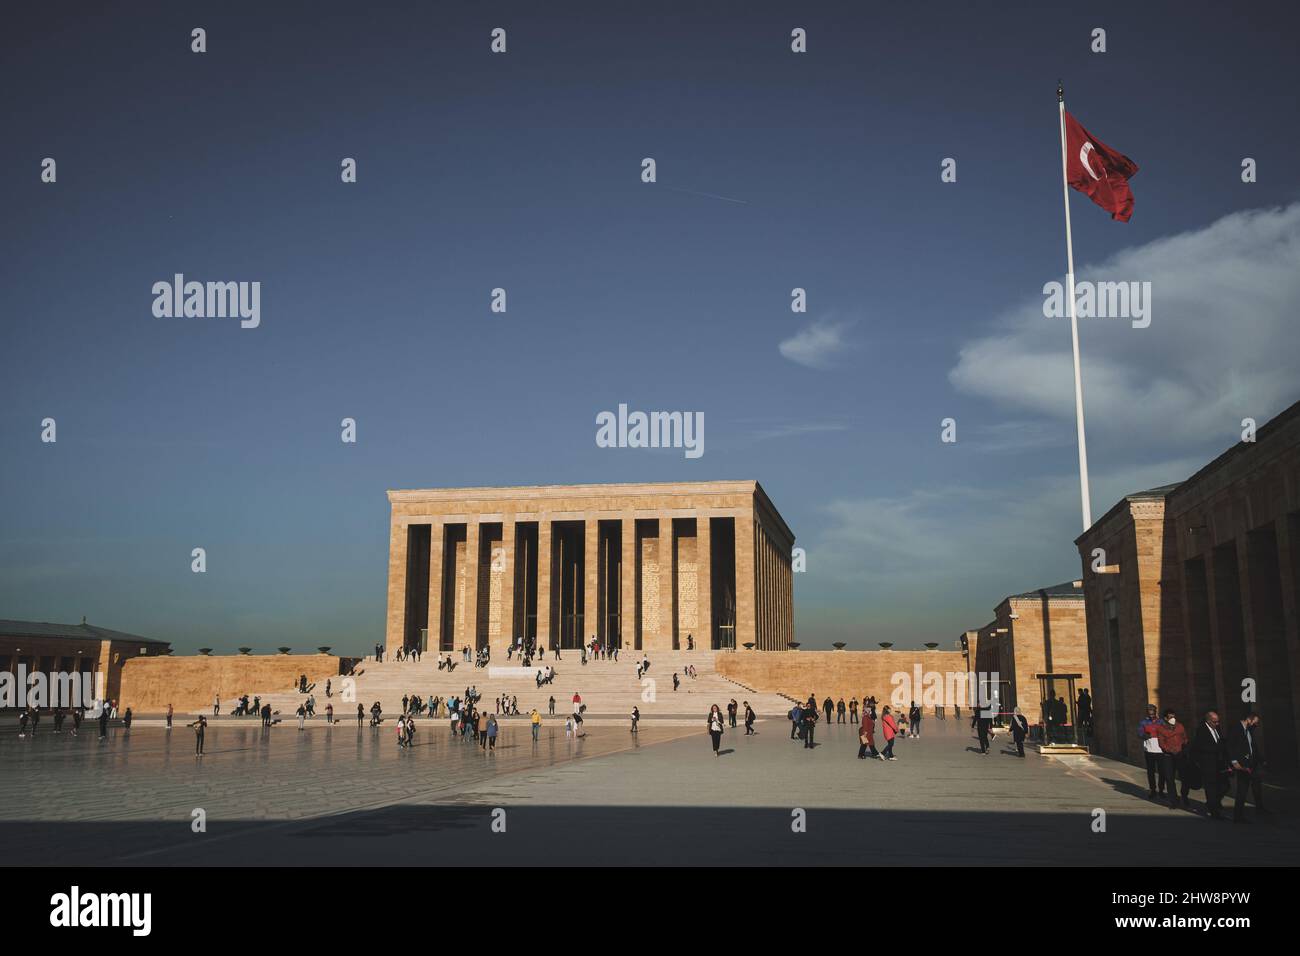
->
[3, 1, 1298, 652]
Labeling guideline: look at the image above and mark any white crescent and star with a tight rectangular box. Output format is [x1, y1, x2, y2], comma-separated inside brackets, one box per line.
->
[1079, 141, 1102, 180]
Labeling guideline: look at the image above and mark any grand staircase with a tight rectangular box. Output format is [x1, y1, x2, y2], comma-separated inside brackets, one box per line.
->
[252, 651, 791, 719]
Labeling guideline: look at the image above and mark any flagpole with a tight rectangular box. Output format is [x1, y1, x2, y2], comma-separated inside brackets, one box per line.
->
[1058, 82, 1093, 531]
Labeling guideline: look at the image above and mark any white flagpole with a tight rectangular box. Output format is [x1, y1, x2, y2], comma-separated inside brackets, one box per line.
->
[1058, 82, 1093, 531]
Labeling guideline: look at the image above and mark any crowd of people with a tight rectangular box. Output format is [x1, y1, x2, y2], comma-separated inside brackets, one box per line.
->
[1140, 705, 1268, 823]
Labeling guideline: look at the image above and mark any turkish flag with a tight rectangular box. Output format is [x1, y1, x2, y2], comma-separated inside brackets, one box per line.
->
[1064, 111, 1139, 222]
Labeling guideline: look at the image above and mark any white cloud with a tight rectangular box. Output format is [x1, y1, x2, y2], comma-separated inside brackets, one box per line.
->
[949, 204, 1300, 446]
[807, 456, 1202, 625]
[779, 316, 854, 369]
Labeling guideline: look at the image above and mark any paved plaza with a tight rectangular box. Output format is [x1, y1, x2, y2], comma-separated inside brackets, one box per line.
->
[2, 716, 1295, 866]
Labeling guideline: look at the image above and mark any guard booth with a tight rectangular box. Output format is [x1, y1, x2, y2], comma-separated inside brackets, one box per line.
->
[1035, 672, 1087, 753]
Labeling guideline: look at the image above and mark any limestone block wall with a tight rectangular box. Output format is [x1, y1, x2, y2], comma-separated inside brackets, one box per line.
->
[717, 649, 971, 712]
[118, 654, 342, 713]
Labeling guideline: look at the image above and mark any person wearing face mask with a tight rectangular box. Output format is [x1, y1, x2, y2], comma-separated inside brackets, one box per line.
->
[1154, 708, 1190, 809]
[1138, 704, 1166, 800]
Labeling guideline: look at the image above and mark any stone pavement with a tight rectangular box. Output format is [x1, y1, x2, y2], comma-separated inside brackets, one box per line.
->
[1, 717, 1294, 865]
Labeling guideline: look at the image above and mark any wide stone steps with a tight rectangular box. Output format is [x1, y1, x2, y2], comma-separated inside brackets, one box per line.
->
[245, 652, 790, 718]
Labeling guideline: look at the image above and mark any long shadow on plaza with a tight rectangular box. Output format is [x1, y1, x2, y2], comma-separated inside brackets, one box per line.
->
[4, 804, 1294, 866]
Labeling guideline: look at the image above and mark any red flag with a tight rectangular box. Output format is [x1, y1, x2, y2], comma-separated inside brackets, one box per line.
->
[1063, 111, 1139, 222]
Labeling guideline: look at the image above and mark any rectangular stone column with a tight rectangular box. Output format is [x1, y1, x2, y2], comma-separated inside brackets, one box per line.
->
[384, 518, 408, 658]
[426, 522, 444, 654]
[462, 521, 481, 651]
[494, 520, 516, 661]
[1274, 519, 1300, 756]
[696, 516, 712, 650]
[537, 519, 552, 649]
[735, 510, 757, 649]
[658, 514, 676, 652]
[585, 517, 600, 646]
[621, 516, 636, 650]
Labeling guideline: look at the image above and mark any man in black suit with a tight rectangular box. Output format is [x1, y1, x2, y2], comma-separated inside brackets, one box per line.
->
[1227, 711, 1266, 823]
[1191, 709, 1228, 819]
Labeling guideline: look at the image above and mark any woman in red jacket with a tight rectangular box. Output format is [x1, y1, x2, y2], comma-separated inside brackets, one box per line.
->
[1154, 708, 1191, 808]
[881, 706, 899, 761]
[858, 710, 879, 760]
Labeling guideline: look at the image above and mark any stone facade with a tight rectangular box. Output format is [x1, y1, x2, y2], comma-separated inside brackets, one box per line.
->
[973, 582, 1091, 720]
[1076, 400, 1300, 768]
[717, 649, 970, 713]
[118, 653, 342, 712]
[0, 620, 170, 709]
[384, 481, 795, 659]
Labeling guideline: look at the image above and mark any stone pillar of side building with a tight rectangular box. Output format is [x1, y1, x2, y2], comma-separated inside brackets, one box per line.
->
[584, 516, 600, 648]
[657, 513, 676, 653]
[1273, 517, 1300, 759]
[537, 518, 552, 650]
[620, 515, 636, 651]
[493, 519, 516, 663]
[461, 521, 481, 655]
[426, 521, 445, 655]
[696, 514, 712, 651]
[384, 517, 408, 659]
[734, 509, 758, 650]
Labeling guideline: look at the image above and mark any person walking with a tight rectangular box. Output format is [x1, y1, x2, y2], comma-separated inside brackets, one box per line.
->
[1139, 704, 1166, 799]
[296, 704, 306, 731]
[908, 701, 922, 738]
[790, 702, 803, 740]
[1155, 708, 1191, 809]
[1191, 710, 1228, 820]
[487, 714, 499, 752]
[213, 695, 220, 716]
[802, 702, 818, 749]
[858, 709, 879, 760]
[743, 701, 755, 735]
[881, 706, 899, 760]
[1227, 711, 1266, 823]
[708, 705, 725, 757]
[973, 708, 992, 755]
[166, 703, 174, 731]
[630, 706, 640, 735]
[531, 708, 542, 742]
[1010, 707, 1029, 757]
[189, 714, 207, 755]
[97, 705, 109, 740]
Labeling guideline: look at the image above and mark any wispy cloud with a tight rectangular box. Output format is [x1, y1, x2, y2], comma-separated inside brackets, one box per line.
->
[749, 422, 849, 442]
[779, 316, 854, 369]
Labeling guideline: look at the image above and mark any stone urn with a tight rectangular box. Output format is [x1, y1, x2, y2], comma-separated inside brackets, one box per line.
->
[742, 642, 756, 651]
[832, 642, 847, 650]
[878, 642, 894, 649]
[198, 648, 213, 656]
[787, 642, 801, 650]
[237, 647, 252, 655]
[277, 647, 292, 655]
[317, 646, 332, 655]
[924, 642, 939, 650]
